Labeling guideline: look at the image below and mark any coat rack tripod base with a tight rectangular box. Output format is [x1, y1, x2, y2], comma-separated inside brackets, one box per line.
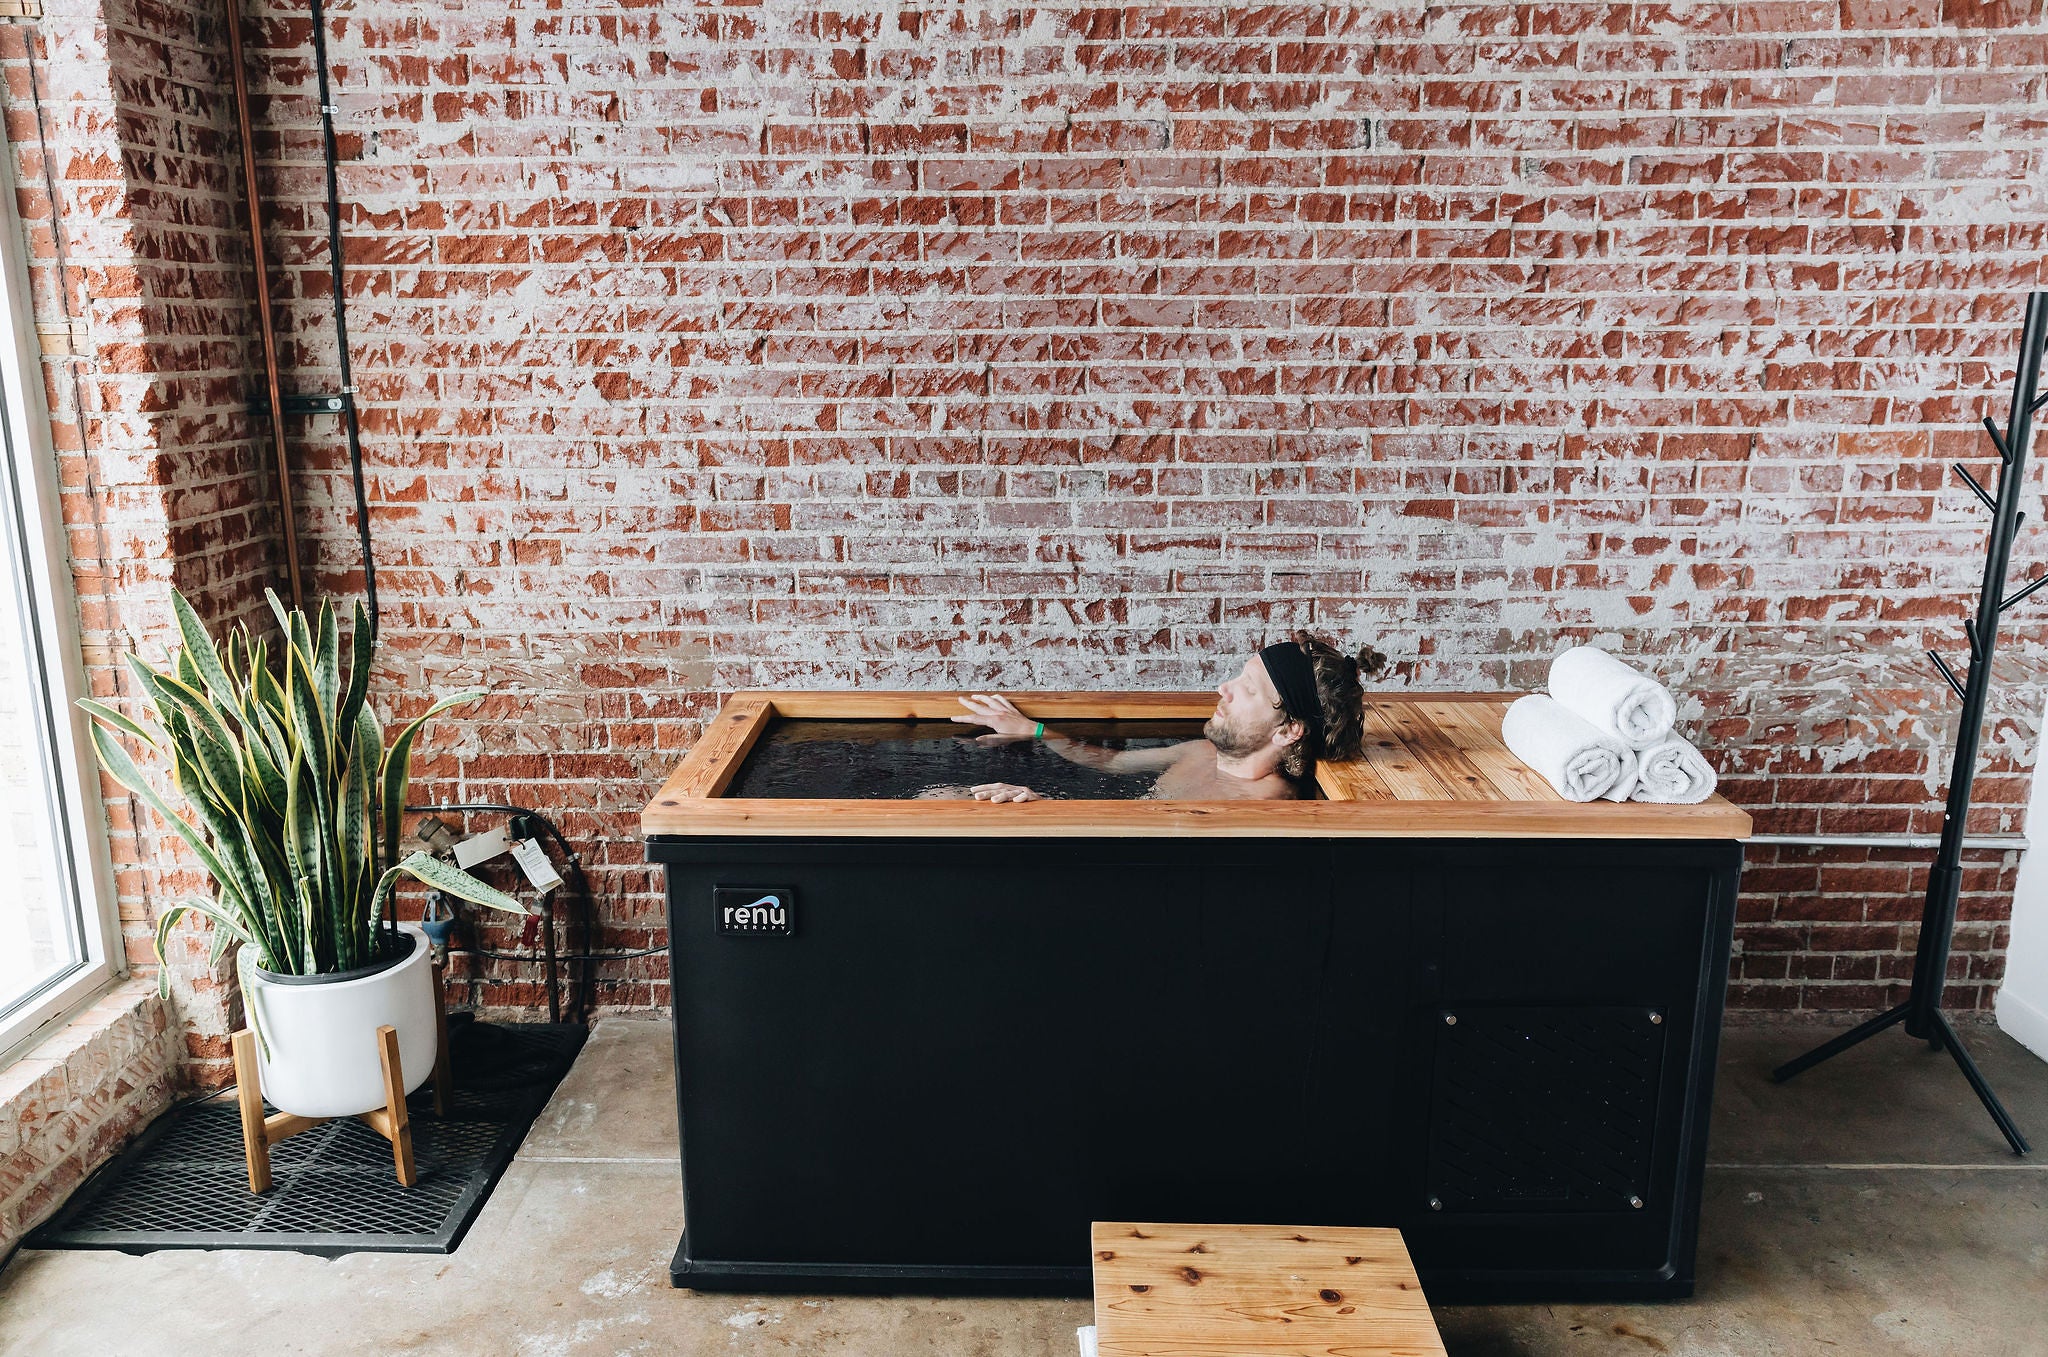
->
[1771, 292, 2048, 1159]
[1771, 996, 2031, 1155]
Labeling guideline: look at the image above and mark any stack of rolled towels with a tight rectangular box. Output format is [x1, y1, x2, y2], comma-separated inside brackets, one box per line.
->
[1499, 646, 1718, 805]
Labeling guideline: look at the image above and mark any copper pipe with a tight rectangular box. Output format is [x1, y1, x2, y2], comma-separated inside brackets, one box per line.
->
[223, 0, 304, 613]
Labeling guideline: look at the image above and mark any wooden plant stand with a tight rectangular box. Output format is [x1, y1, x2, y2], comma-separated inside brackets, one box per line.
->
[231, 959, 452, 1193]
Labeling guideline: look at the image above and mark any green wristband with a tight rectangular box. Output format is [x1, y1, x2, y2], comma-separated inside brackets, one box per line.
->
[1033, 722, 1045, 740]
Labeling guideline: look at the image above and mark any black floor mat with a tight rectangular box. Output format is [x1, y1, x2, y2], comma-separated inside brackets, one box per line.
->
[27, 1021, 585, 1256]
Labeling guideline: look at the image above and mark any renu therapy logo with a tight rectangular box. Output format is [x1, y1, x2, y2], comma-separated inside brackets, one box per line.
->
[715, 886, 795, 936]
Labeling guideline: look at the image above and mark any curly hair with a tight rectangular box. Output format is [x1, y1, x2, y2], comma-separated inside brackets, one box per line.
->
[1273, 630, 1388, 780]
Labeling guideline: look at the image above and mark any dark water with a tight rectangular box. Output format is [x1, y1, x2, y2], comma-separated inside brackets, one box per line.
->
[725, 719, 1209, 800]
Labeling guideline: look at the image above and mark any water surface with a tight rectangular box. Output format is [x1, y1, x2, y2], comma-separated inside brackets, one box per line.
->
[725, 719, 1209, 800]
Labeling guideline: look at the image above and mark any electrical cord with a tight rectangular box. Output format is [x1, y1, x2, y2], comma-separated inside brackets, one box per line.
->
[406, 802, 583, 869]
[405, 801, 628, 1024]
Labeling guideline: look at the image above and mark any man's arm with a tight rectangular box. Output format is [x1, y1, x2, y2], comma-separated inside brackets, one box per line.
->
[953, 694, 1191, 773]
[1044, 735, 1186, 774]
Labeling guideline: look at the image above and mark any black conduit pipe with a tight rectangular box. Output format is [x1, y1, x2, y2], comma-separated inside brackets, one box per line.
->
[306, 0, 379, 631]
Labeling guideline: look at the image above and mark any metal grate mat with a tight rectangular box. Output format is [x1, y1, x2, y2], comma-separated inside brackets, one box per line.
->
[25, 1021, 585, 1257]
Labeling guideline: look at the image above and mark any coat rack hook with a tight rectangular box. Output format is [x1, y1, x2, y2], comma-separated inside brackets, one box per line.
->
[1964, 617, 1982, 659]
[1984, 416, 2012, 462]
[1927, 648, 1968, 701]
[2000, 573, 2048, 613]
[1953, 462, 1997, 512]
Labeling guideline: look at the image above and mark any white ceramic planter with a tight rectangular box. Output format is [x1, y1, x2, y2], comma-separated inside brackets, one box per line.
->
[249, 924, 437, 1119]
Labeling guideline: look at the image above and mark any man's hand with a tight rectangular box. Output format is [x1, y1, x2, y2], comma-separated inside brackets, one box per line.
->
[953, 693, 1038, 740]
[970, 782, 1040, 803]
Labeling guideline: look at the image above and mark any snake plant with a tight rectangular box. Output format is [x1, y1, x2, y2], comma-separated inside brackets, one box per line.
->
[80, 588, 524, 997]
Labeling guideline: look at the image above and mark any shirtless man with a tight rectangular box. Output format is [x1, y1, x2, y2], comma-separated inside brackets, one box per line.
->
[952, 631, 1386, 802]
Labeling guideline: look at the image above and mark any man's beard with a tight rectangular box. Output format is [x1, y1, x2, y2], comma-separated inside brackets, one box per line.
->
[1204, 711, 1271, 759]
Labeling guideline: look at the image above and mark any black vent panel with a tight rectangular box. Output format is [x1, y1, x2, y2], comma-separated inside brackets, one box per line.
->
[1426, 1005, 1666, 1214]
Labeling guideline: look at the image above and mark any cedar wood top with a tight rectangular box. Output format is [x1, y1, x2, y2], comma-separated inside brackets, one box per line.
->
[640, 691, 1753, 841]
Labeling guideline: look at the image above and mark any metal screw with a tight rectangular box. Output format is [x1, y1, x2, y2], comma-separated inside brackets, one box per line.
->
[1443, 1013, 1458, 1026]
[1428, 1196, 1443, 1211]
[1649, 1011, 1663, 1025]
[1629, 1195, 1644, 1210]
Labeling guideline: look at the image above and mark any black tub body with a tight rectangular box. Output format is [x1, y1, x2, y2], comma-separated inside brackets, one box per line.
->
[652, 833, 1743, 1300]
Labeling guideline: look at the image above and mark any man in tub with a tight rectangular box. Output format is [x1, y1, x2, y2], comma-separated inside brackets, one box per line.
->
[951, 631, 1387, 802]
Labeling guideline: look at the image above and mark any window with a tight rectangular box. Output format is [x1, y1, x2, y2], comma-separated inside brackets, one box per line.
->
[0, 158, 119, 1060]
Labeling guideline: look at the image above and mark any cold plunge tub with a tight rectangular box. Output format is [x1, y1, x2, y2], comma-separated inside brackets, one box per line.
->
[642, 691, 1751, 1301]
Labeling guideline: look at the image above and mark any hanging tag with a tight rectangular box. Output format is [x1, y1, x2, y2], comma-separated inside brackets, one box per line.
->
[511, 837, 563, 892]
[453, 824, 512, 869]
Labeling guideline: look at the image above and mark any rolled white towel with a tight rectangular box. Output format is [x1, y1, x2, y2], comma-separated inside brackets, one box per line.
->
[1548, 645, 1677, 750]
[1500, 694, 1637, 803]
[1632, 733, 1718, 804]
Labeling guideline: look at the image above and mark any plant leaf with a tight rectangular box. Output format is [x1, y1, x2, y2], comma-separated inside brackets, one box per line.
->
[313, 599, 340, 732]
[369, 851, 529, 934]
[129, 654, 242, 802]
[253, 647, 291, 732]
[77, 698, 161, 749]
[221, 624, 246, 695]
[163, 721, 263, 936]
[280, 742, 323, 970]
[298, 877, 319, 976]
[168, 697, 250, 830]
[285, 644, 332, 787]
[378, 689, 485, 873]
[237, 946, 272, 1062]
[265, 586, 292, 639]
[336, 600, 372, 764]
[170, 588, 240, 712]
[289, 608, 315, 680]
[90, 722, 252, 924]
[241, 710, 288, 818]
[340, 704, 378, 940]
[151, 896, 260, 1000]
[289, 644, 343, 953]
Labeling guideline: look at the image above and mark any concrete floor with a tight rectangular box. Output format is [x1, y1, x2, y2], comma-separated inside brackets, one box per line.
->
[2, 1014, 2045, 1356]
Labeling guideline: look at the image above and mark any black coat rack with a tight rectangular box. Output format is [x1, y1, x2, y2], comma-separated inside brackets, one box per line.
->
[1771, 291, 2048, 1156]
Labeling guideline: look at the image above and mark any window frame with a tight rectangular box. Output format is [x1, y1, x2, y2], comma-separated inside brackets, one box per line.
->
[0, 144, 125, 1063]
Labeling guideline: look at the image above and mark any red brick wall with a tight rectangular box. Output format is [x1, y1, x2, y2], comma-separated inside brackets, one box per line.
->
[0, 981, 180, 1256]
[241, 1, 2048, 1016]
[4, 0, 284, 1082]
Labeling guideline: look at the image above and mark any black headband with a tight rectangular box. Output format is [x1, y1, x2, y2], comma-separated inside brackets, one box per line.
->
[1259, 642, 1323, 752]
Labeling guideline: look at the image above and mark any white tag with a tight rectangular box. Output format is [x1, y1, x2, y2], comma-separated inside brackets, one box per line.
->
[511, 837, 563, 892]
[453, 825, 512, 869]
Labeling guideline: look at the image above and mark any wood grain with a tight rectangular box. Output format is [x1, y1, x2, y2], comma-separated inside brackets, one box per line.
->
[1315, 756, 1395, 802]
[1362, 700, 1495, 802]
[650, 694, 774, 803]
[1351, 706, 1456, 800]
[262, 1112, 322, 1143]
[233, 1030, 270, 1194]
[1092, 1221, 1447, 1357]
[644, 794, 1751, 839]
[1411, 699, 1564, 803]
[639, 690, 1754, 840]
[374, 1024, 416, 1188]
